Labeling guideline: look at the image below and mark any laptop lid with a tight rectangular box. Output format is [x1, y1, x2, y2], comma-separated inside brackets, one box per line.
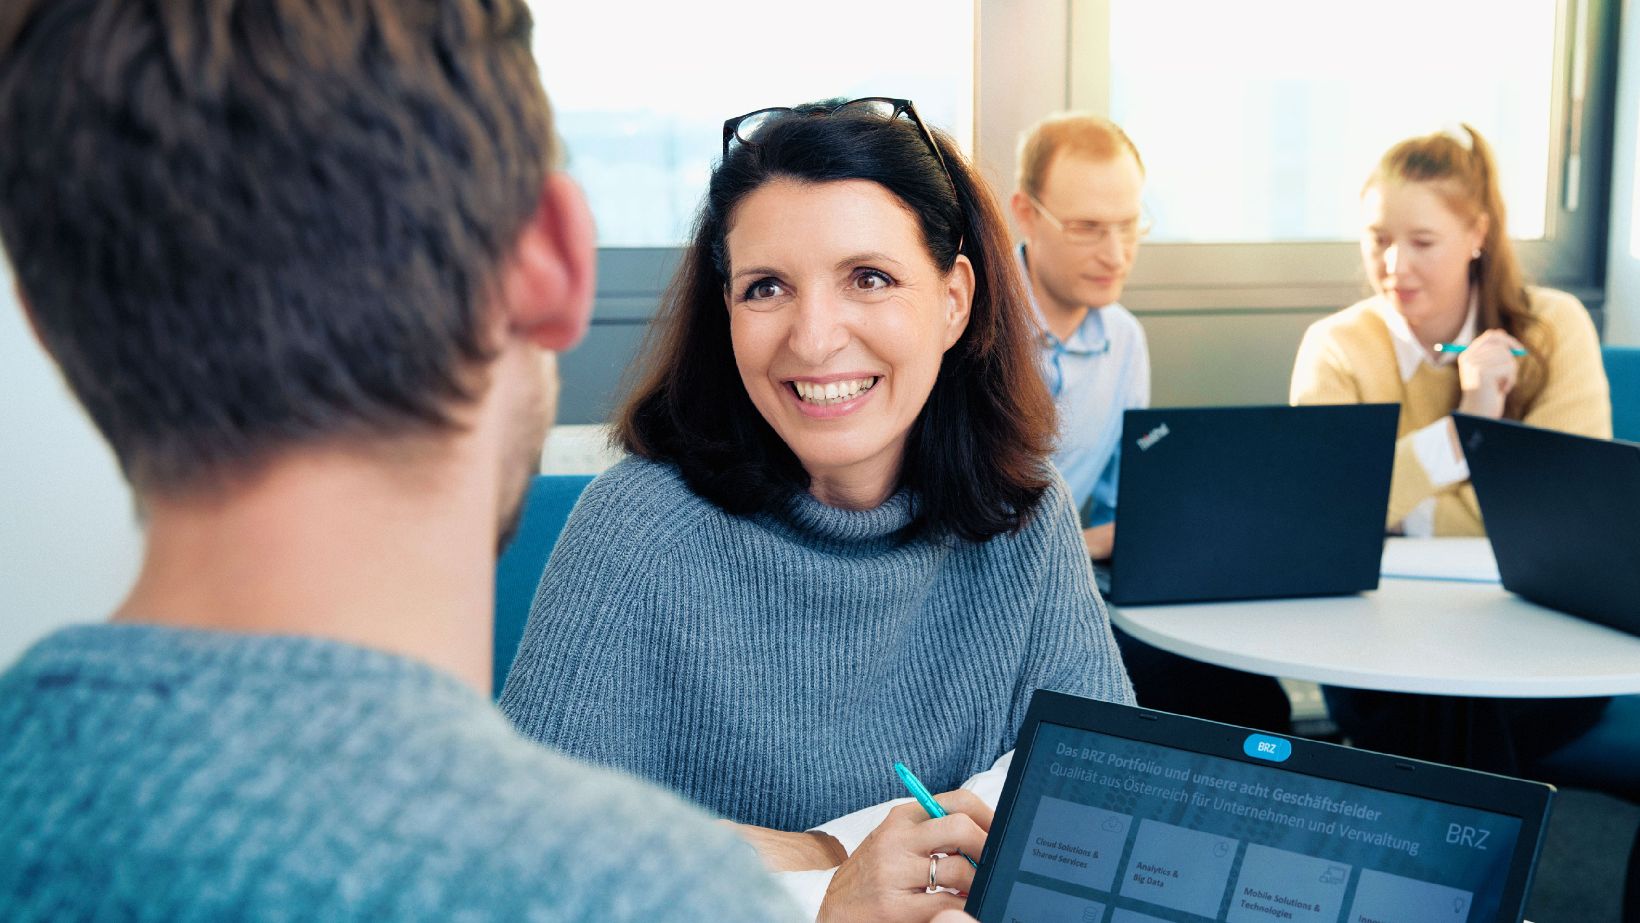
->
[1453, 413, 1640, 634]
[966, 690, 1552, 923]
[1107, 404, 1399, 605]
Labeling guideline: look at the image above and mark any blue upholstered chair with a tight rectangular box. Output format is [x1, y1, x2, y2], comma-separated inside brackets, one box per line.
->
[1529, 696, 1640, 802]
[1606, 345, 1640, 442]
[492, 474, 595, 698]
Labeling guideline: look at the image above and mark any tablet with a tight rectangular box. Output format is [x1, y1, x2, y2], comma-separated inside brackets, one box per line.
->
[966, 691, 1553, 923]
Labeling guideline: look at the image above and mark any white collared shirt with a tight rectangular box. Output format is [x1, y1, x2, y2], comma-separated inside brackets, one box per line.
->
[1369, 293, 1477, 536]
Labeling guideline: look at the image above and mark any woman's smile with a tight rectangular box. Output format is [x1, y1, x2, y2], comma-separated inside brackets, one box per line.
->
[786, 375, 882, 417]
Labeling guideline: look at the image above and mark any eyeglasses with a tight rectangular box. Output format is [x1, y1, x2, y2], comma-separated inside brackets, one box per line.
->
[722, 97, 959, 199]
[1026, 193, 1151, 247]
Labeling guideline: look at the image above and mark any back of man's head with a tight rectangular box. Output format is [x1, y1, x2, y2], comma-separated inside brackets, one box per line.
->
[1016, 112, 1144, 198]
[0, 0, 555, 496]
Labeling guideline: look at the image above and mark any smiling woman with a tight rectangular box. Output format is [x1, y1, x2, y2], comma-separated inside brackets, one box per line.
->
[726, 178, 973, 510]
[499, 100, 1134, 920]
[611, 98, 1061, 542]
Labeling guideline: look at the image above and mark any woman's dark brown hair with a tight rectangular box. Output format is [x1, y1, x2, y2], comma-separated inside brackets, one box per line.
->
[617, 101, 1056, 542]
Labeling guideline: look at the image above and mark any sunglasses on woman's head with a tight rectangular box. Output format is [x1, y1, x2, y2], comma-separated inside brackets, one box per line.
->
[722, 97, 958, 198]
[722, 97, 964, 254]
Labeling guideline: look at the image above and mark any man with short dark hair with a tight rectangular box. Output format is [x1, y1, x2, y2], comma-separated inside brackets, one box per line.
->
[0, 1, 802, 918]
[1010, 113, 1151, 561]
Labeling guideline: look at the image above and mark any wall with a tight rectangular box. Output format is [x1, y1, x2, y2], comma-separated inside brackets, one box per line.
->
[0, 259, 143, 667]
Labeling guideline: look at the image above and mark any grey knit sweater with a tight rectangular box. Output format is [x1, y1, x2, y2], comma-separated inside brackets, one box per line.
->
[0, 624, 800, 921]
[501, 457, 1134, 831]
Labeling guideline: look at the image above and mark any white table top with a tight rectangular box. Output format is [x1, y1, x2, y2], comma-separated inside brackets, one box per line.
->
[1109, 538, 1640, 698]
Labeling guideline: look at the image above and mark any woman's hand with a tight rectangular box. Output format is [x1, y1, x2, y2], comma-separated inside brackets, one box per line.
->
[816, 790, 993, 923]
[723, 821, 847, 872]
[1456, 328, 1526, 419]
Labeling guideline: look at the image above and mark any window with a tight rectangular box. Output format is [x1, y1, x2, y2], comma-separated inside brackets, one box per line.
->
[533, 2, 976, 247]
[1103, 1, 1559, 242]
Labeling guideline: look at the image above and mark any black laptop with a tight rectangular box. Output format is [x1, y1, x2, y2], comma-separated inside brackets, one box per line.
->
[1101, 404, 1398, 605]
[1453, 413, 1640, 635]
[966, 690, 1554, 923]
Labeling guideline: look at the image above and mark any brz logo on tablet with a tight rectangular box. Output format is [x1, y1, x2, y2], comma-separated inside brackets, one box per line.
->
[1243, 733, 1292, 762]
[1136, 423, 1170, 451]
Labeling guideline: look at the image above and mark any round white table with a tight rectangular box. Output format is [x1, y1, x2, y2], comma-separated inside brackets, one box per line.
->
[1108, 539, 1640, 771]
[1110, 575, 1640, 699]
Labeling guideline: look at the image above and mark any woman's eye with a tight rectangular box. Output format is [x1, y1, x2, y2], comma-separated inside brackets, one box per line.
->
[744, 278, 786, 300]
[853, 269, 893, 291]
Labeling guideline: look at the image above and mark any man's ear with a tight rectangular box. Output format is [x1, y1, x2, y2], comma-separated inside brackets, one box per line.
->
[1010, 190, 1036, 239]
[499, 172, 597, 352]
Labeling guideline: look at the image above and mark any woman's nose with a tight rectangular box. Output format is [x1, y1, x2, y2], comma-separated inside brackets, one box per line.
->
[788, 293, 849, 364]
[1383, 244, 1403, 275]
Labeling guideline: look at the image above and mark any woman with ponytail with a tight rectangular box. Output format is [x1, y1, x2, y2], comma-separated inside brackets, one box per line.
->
[1290, 125, 1612, 768]
[1291, 124, 1611, 537]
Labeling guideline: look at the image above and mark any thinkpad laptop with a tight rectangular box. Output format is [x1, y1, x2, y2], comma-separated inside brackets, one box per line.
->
[966, 690, 1554, 923]
[1101, 404, 1398, 605]
[1453, 413, 1640, 635]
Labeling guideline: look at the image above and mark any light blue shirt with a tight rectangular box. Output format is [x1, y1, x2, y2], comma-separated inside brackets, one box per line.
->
[1020, 244, 1151, 527]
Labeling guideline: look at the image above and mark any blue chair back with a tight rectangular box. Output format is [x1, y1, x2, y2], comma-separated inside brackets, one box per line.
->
[492, 474, 594, 698]
[1530, 694, 1640, 802]
[1607, 345, 1640, 442]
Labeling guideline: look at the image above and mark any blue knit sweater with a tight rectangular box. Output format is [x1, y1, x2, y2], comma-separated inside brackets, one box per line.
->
[0, 624, 800, 921]
[501, 457, 1134, 831]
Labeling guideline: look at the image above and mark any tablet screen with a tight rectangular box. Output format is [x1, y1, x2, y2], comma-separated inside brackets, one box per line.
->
[974, 721, 1525, 923]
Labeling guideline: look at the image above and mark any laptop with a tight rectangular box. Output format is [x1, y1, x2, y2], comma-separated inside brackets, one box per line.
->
[1100, 404, 1399, 605]
[1453, 413, 1640, 635]
[966, 690, 1553, 923]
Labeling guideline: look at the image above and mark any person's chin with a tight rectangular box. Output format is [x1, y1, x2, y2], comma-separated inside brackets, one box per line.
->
[496, 383, 551, 556]
[495, 444, 542, 556]
[790, 429, 890, 474]
[1081, 286, 1123, 308]
[1388, 295, 1425, 321]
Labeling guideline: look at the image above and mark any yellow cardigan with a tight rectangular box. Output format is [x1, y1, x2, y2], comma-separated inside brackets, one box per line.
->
[1289, 287, 1612, 536]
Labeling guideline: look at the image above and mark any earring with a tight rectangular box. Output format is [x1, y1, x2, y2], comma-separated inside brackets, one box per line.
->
[1472, 248, 1483, 259]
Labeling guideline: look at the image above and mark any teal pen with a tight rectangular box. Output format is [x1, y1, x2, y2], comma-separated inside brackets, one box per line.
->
[1434, 342, 1528, 357]
[893, 761, 980, 869]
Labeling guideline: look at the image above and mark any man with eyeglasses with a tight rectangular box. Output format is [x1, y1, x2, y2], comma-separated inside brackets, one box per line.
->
[1009, 114, 1294, 735]
[1009, 113, 1151, 561]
